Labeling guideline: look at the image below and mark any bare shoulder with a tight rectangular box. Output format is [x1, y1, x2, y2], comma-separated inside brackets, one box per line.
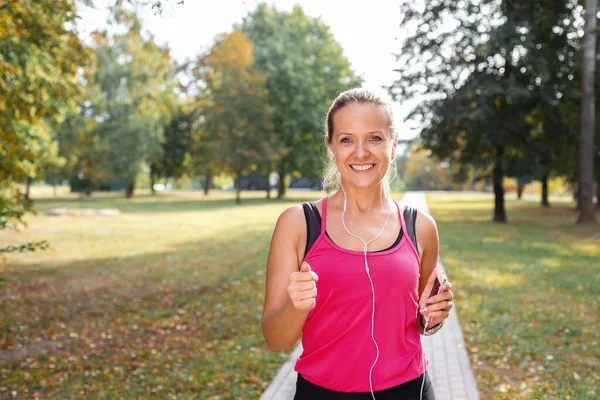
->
[415, 209, 438, 235]
[271, 204, 307, 250]
[275, 204, 305, 231]
[415, 209, 439, 256]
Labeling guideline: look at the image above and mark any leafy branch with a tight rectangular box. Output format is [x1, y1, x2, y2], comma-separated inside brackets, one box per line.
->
[0, 241, 49, 254]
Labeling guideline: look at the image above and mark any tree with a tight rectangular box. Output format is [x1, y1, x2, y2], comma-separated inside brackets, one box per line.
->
[389, 0, 579, 222]
[150, 103, 195, 189]
[195, 29, 271, 204]
[0, 0, 90, 252]
[91, 12, 176, 198]
[52, 77, 112, 196]
[240, 5, 361, 198]
[578, 0, 598, 223]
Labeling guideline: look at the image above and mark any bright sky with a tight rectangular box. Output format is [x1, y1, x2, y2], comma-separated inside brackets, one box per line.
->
[79, 0, 421, 139]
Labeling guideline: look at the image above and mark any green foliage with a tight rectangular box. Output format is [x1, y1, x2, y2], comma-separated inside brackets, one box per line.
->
[240, 5, 361, 196]
[390, 0, 584, 221]
[89, 11, 177, 197]
[193, 29, 272, 203]
[0, 0, 90, 184]
[152, 105, 194, 181]
[52, 80, 110, 193]
[0, 240, 49, 254]
[0, 0, 91, 251]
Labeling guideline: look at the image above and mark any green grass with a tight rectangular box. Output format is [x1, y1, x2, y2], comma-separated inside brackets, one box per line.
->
[0, 188, 330, 399]
[427, 192, 600, 400]
[2, 188, 598, 399]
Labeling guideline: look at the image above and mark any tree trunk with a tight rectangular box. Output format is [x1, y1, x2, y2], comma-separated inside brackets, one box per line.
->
[265, 161, 271, 199]
[471, 167, 479, 191]
[150, 165, 156, 196]
[596, 182, 600, 209]
[517, 180, 524, 200]
[53, 174, 57, 197]
[277, 160, 286, 199]
[493, 145, 507, 223]
[541, 174, 550, 207]
[235, 171, 242, 205]
[204, 169, 212, 196]
[24, 177, 32, 200]
[85, 182, 92, 197]
[577, 0, 598, 224]
[126, 182, 135, 199]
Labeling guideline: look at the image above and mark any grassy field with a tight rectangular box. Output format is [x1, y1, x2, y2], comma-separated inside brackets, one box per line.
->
[1, 188, 598, 399]
[427, 192, 599, 400]
[0, 188, 323, 399]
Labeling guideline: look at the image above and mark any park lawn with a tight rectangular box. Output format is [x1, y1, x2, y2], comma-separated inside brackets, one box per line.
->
[427, 193, 599, 400]
[0, 188, 342, 399]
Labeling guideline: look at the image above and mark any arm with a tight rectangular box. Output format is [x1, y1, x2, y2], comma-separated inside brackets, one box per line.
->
[415, 210, 453, 334]
[416, 209, 439, 299]
[261, 206, 318, 352]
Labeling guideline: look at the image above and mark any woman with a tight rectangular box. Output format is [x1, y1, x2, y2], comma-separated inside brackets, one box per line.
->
[262, 88, 454, 399]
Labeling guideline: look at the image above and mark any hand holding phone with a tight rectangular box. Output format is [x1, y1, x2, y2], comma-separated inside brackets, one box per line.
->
[419, 269, 452, 334]
[428, 269, 448, 299]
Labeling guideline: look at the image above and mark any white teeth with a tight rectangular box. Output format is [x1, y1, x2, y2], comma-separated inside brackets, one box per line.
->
[351, 164, 374, 171]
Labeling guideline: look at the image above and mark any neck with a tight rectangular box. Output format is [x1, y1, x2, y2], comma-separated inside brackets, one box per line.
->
[335, 183, 389, 213]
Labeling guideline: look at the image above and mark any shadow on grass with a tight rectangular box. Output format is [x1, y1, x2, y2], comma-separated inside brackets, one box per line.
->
[0, 225, 287, 397]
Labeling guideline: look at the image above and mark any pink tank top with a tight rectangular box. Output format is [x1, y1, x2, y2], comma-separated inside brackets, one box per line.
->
[294, 196, 427, 392]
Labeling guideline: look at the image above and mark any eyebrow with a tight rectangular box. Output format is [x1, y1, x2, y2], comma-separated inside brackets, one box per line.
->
[335, 130, 385, 137]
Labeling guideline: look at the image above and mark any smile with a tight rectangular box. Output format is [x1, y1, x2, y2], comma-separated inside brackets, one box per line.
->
[350, 164, 375, 171]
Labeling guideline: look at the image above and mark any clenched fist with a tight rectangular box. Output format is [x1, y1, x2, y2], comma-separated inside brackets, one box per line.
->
[287, 262, 319, 312]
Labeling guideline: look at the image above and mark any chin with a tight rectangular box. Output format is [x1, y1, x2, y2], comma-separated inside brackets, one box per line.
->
[344, 178, 386, 190]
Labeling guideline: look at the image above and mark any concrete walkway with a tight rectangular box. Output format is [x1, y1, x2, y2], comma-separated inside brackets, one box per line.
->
[261, 192, 479, 400]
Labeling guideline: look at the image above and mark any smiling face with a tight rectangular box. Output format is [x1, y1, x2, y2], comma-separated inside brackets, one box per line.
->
[327, 102, 396, 190]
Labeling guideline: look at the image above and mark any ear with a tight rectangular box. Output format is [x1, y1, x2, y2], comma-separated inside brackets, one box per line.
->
[326, 141, 334, 159]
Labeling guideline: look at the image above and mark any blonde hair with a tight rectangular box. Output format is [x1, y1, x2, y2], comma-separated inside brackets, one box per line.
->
[322, 88, 398, 194]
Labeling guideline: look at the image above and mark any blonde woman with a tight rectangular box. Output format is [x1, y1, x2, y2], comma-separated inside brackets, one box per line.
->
[262, 89, 453, 399]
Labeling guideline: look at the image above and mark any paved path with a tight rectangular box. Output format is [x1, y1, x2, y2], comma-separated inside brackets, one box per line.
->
[261, 192, 479, 400]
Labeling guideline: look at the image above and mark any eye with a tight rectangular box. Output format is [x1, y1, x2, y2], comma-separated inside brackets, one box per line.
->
[340, 137, 352, 143]
[370, 136, 383, 141]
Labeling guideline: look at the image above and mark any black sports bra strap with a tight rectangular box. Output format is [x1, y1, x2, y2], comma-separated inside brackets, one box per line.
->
[302, 202, 321, 258]
[402, 206, 419, 256]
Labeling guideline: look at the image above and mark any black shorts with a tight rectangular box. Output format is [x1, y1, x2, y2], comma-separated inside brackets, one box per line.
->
[293, 371, 435, 400]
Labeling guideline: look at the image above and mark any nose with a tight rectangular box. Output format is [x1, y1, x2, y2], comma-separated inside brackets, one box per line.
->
[355, 139, 370, 158]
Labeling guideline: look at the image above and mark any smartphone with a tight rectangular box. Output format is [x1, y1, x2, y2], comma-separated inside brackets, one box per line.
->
[428, 270, 448, 299]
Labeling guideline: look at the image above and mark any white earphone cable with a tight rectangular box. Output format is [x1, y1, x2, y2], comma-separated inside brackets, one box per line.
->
[339, 182, 391, 400]
[419, 319, 430, 400]
[338, 180, 428, 400]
